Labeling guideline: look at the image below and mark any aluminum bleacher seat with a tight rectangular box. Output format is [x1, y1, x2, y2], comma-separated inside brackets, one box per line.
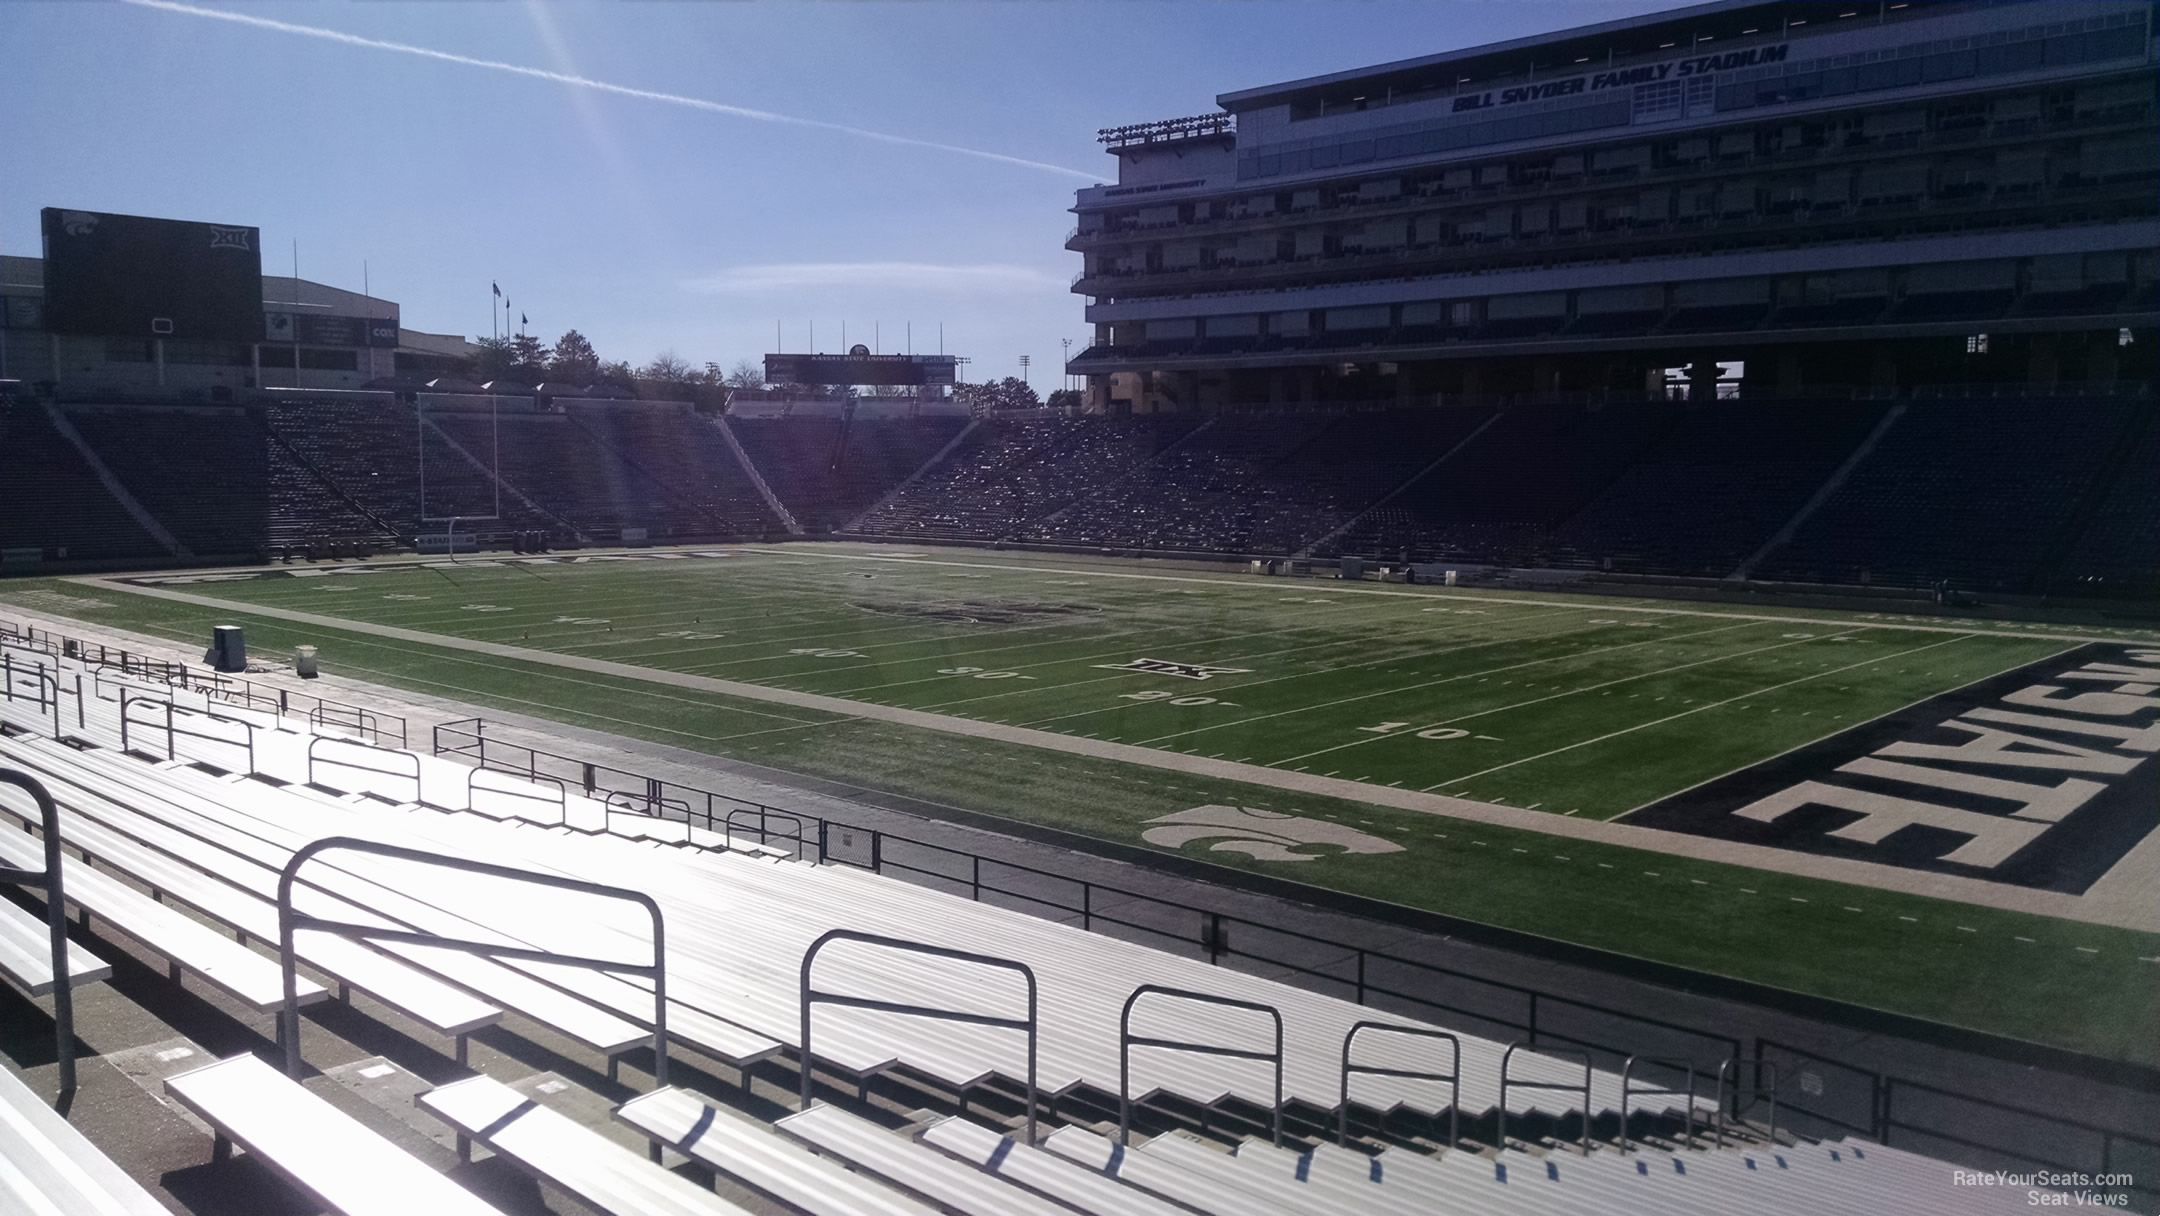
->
[617, 1086, 941, 1215]
[0, 820, 323, 1013]
[419, 1074, 756, 1215]
[778, 1103, 1076, 1216]
[1040, 1124, 1286, 1214]
[166, 1053, 509, 1216]
[0, 1063, 168, 1216]
[917, 1115, 1193, 1215]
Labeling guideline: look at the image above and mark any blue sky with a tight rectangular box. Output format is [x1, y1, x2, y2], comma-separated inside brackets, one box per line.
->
[1, 0, 1669, 380]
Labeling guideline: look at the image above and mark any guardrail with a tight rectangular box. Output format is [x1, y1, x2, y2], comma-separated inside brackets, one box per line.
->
[1120, 984, 1283, 1147]
[1339, 1021, 1459, 1148]
[799, 930, 1040, 1143]
[119, 695, 258, 775]
[275, 836, 669, 1100]
[0, 619, 408, 747]
[1499, 1044, 1593, 1155]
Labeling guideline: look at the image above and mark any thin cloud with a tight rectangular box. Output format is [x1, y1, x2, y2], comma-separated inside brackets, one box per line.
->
[120, 0, 1100, 182]
[684, 262, 1066, 295]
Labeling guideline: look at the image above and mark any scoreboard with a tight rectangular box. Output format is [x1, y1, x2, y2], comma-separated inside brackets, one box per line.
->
[765, 351, 960, 387]
[41, 208, 265, 342]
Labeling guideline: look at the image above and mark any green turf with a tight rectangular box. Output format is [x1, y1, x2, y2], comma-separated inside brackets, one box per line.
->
[8, 546, 2160, 1065]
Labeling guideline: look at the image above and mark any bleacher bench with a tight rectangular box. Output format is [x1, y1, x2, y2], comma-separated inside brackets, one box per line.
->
[0, 1063, 168, 1216]
[0, 895, 108, 998]
[778, 1103, 1071, 1216]
[919, 1115, 1191, 1216]
[616, 1086, 940, 1216]
[0, 825, 322, 1013]
[420, 1074, 753, 1216]
[165, 1054, 506, 1216]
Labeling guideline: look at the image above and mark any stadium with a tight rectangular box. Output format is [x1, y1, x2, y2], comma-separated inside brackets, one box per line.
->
[2, 0, 2158, 1213]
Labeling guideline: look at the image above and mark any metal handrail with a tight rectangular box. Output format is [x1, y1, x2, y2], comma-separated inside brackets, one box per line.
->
[725, 806, 804, 856]
[1339, 1021, 1460, 1148]
[119, 696, 259, 776]
[276, 836, 668, 1084]
[1620, 1055, 1698, 1153]
[605, 789, 691, 820]
[1717, 1057, 1780, 1148]
[306, 735, 422, 803]
[2, 655, 62, 740]
[0, 769, 77, 1099]
[1498, 1043, 1592, 1156]
[799, 929, 1040, 1144]
[1119, 983, 1284, 1147]
[467, 766, 565, 824]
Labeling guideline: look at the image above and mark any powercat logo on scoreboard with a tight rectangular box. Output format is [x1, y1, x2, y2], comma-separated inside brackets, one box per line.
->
[1623, 645, 2160, 893]
[1094, 657, 1252, 681]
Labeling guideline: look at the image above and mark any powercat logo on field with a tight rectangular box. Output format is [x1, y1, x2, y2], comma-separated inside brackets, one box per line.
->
[1624, 645, 2160, 893]
[1142, 806, 1402, 863]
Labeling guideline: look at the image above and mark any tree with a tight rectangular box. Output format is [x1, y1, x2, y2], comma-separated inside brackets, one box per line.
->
[595, 360, 636, 394]
[548, 330, 601, 383]
[469, 335, 517, 381]
[954, 376, 1040, 413]
[723, 359, 765, 390]
[702, 362, 725, 386]
[506, 334, 548, 382]
[639, 351, 694, 382]
[1045, 388, 1083, 412]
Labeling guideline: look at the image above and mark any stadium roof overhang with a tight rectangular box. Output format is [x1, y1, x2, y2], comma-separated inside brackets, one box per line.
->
[1215, 0, 1990, 113]
[1067, 309, 2159, 376]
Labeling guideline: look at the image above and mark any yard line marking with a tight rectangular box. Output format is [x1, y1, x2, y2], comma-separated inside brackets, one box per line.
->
[1418, 631, 1965, 790]
[1898, 915, 1917, 922]
[1263, 618, 1773, 765]
[2014, 936, 2036, 943]
[2075, 946, 2098, 954]
[1614, 638, 2085, 818]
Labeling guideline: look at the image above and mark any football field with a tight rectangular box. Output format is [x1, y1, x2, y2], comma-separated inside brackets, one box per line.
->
[12, 543, 2160, 1062]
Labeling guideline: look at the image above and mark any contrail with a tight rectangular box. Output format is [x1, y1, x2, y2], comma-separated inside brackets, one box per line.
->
[120, 0, 1101, 182]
